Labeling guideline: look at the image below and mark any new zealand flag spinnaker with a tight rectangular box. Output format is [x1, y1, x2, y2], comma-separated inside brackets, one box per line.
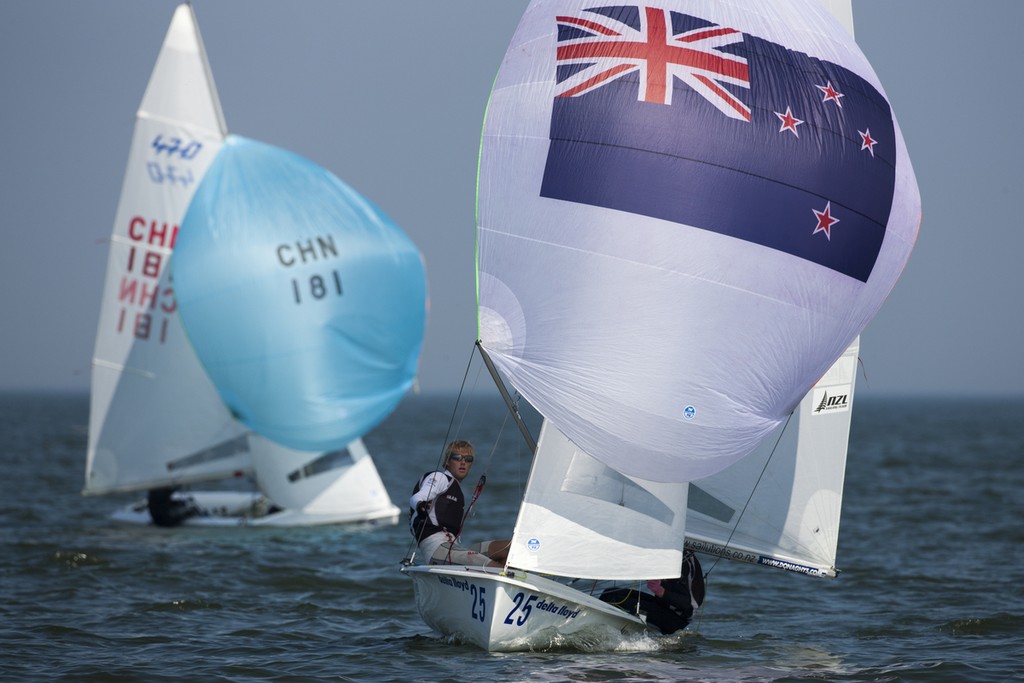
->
[476, 0, 919, 483]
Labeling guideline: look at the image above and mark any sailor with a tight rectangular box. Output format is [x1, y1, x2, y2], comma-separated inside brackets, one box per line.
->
[147, 487, 200, 527]
[643, 551, 706, 634]
[409, 440, 509, 567]
[600, 551, 706, 634]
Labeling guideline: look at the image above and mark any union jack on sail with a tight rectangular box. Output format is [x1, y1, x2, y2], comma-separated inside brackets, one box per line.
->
[555, 6, 751, 119]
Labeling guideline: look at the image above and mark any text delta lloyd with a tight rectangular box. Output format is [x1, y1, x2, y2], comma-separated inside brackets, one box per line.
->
[436, 575, 581, 618]
[532, 598, 581, 619]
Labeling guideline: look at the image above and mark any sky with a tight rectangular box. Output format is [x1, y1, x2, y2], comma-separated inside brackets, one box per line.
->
[1, 0, 1021, 398]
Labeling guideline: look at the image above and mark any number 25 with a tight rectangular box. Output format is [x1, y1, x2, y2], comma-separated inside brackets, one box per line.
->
[470, 585, 487, 622]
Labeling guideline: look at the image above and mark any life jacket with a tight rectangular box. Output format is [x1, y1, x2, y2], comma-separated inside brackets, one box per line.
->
[659, 551, 705, 618]
[409, 470, 465, 540]
[597, 552, 706, 635]
[147, 487, 197, 528]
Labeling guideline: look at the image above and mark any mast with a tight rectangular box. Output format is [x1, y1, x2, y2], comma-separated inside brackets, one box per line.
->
[476, 341, 537, 453]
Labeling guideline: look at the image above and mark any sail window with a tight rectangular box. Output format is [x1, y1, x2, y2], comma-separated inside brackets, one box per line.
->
[166, 434, 250, 471]
[287, 449, 354, 482]
[560, 453, 674, 526]
[687, 483, 736, 524]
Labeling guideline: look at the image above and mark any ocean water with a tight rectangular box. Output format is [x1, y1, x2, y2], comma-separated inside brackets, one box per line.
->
[1, 392, 1021, 682]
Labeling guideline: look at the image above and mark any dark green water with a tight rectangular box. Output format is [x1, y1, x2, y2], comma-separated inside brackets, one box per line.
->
[1, 393, 1021, 682]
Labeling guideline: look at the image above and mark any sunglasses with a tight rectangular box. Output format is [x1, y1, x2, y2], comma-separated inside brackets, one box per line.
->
[448, 454, 475, 463]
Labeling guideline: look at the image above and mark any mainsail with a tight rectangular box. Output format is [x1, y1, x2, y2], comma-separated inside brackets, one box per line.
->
[686, 338, 859, 577]
[85, 4, 248, 495]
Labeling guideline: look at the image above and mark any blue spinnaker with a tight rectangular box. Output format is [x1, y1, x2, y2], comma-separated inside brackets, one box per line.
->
[174, 135, 426, 452]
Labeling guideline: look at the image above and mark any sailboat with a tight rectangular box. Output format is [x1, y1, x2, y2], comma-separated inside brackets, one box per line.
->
[402, 0, 919, 651]
[85, 4, 414, 527]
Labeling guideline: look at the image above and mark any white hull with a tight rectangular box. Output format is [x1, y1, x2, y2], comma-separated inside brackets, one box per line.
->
[402, 564, 649, 651]
[112, 490, 399, 527]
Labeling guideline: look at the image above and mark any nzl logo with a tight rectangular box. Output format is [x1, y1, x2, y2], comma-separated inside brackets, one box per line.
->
[812, 387, 851, 414]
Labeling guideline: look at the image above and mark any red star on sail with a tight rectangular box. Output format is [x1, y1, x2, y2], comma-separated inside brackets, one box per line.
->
[812, 201, 839, 240]
[774, 106, 804, 136]
[859, 128, 877, 156]
[816, 81, 845, 107]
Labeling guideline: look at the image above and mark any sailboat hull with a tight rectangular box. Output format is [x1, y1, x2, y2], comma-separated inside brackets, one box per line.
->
[402, 564, 648, 652]
[111, 490, 399, 527]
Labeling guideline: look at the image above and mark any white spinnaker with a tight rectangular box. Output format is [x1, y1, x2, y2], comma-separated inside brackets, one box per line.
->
[476, 0, 918, 483]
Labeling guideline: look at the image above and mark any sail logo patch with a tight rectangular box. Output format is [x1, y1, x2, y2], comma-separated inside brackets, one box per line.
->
[811, 386, 852, 415]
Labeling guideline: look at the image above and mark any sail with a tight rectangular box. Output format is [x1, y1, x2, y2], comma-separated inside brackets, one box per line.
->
[476, 0, 919, 483]
[172, 136, 427, 452]
[680, 0, 858, 578]
[818, 0, 854, 34]
[684, 338, 858, 577]
[247, 436, 399, 524]
[85, 4, 250, 495]
[507, 420, 688, 580]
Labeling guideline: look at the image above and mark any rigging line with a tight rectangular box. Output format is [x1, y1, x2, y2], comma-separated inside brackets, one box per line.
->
[452, 358, 488, 450]
[476, 341, 537, 452]
[443, 361, 514, 566]
[509, 390, 530, 509]
[450, 360, 518, 567]
[857, 354, 870, 389]
[445, 470, 489, 567]
[406, 342, 480, 563]
[702, 411, 795, 580]
[438, 341, 480, 467]
[459, 392, 513, 536]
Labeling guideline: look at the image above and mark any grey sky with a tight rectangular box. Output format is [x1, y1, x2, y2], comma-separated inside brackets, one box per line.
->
[1, 1, 1021, 397]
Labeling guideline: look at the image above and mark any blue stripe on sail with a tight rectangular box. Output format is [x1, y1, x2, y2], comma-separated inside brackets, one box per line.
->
[541, 138, 886, 282]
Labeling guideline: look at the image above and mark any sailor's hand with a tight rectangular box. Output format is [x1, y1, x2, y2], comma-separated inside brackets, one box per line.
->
[416, 500, 431, 516]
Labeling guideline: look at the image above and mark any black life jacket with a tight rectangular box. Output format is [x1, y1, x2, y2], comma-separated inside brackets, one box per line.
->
[657, 551, 706, 619]
[147, 487, 197, 528]
[597, 552, 706, 635]
[409, 470, 465, 540]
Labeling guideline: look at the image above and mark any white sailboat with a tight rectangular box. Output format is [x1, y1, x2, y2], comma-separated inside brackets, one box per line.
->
[403, 408, 688, 649]
[86, 4, 400, 527]
[403, 0, 918, 651]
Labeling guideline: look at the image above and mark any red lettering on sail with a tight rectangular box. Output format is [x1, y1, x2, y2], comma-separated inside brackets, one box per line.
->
[128, 215, 179, 248]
